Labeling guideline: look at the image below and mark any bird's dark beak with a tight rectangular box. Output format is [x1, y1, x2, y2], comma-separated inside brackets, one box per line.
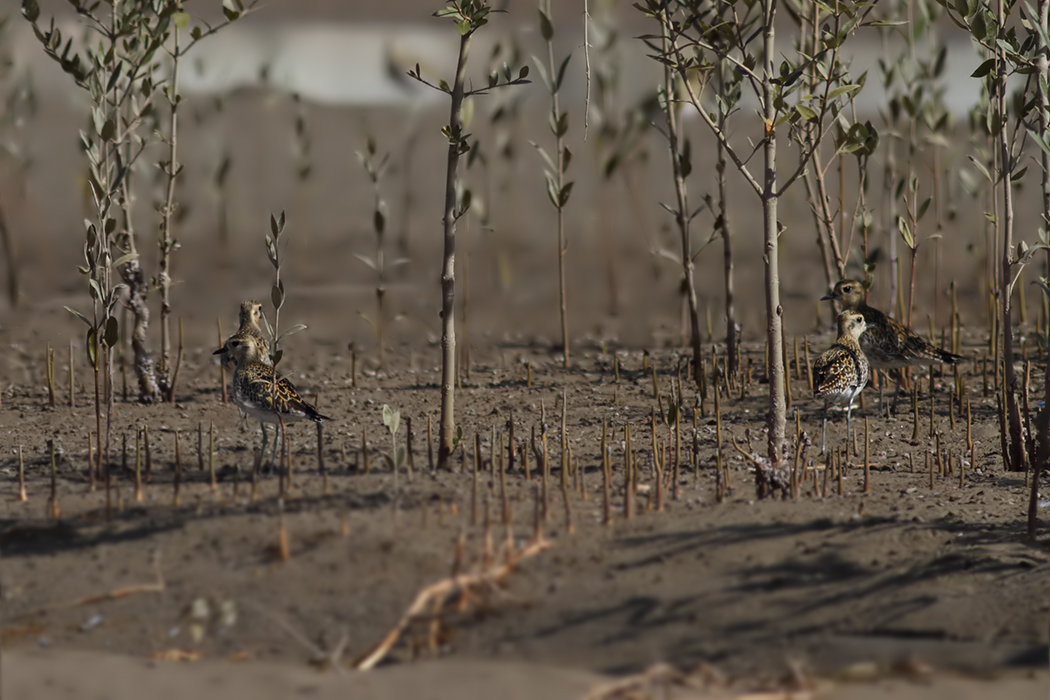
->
[820, 291, 837, 301]
[213, 346, 226, 356]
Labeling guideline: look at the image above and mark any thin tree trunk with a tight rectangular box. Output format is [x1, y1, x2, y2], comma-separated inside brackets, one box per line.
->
[158, 28, 181, 397]
[718, 141, 738, 376]
[661, 19, 702, 384]
[762, 0, 786, 485]
[1033, 0, 1048, 536]
[998, 0, 1025, 471]
[437, 33, 471, 469]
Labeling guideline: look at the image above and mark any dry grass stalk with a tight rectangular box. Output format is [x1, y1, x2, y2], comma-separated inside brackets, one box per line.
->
[561, 477, 574, 534]
[560, 389, 568, 492]
[541, 421, 550, 521]
[134, 429, 143, 502]
[208, 422, 216, 491]
[353, 534, 551, 671]
[144, 424, 152, 484]
[471, 432, 480, 526]
[624, 424, 633, 519]
[46, 343, 55, 408]
[17, 445, 27, 502]
[715, 376, 725, 499]
[427, 414, 434, 471]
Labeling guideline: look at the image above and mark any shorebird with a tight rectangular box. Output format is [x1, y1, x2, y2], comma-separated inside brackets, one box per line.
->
[821, 279, 963, 414]
[813, 311, 869, 454]
[214, 334, 330, 472]
[219, 301, 270, 371]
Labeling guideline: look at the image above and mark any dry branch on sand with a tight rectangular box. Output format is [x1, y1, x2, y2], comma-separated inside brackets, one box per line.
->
[6, 551, 164, 621]
[352, 535, 551, 670]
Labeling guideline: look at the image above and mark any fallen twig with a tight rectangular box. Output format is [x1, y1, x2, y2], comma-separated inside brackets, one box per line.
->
[353, 535, 551, 670]
[10, 551, 164, 620]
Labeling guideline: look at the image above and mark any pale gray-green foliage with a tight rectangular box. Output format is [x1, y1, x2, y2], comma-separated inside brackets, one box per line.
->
[22, 0, 255, 368]
[264, 210, 306, 371]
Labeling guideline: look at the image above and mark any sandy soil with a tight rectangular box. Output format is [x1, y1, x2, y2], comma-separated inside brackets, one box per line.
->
[1, 12, 1049, 697]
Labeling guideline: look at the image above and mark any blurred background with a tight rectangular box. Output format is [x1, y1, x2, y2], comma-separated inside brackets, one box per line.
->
[0, 0, 1031, 366]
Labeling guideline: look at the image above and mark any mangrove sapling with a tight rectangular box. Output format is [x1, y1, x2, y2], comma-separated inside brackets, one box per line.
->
[262, 211, 308, 464]
[708, 61, 740, 376]
[23, 0, 255, 409]
[640, 0, 873, 492]
[533, 1, 574, 367]
[1026, 0, 1050, 538]
[355, 136, 407, 370]
[938, 0, 1050, 472]
[795, 0, 870, 290]
[643, 16, 705, 385]
[406, 0, 530, 468]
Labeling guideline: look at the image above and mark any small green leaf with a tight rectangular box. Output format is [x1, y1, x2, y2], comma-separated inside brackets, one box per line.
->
[174, 12, 190, 29]
[278, 324, 307, 343]
[971, 58, 995, 78]
[897, 216, 915, 249]
[86, 328, 98, 368]
[22, 0, 40, 23]
[271, 284, 284, 311]
[103, 316, 119, 348]
[65, 306, 92, 327]
[539, 10, 554, 41]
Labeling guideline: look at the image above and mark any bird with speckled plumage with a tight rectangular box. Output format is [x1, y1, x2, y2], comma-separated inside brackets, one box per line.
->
[214, 334, 329, 470]
[219, 301, 270, 372]
[822, 279, 963, 414]
[814, 311, 869, 454]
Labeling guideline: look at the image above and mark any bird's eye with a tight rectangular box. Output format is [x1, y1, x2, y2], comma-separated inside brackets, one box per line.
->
[844, 285, 853, 292]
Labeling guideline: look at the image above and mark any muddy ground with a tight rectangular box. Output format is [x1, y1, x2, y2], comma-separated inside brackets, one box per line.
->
[1, 11, 1050, 696]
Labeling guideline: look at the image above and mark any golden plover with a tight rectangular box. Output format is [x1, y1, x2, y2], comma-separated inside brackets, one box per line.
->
[219, 301, 270, 371]
[821, 279, 962, 413]
[213, 334, 330, 471]
[814, 311, 869, 453]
